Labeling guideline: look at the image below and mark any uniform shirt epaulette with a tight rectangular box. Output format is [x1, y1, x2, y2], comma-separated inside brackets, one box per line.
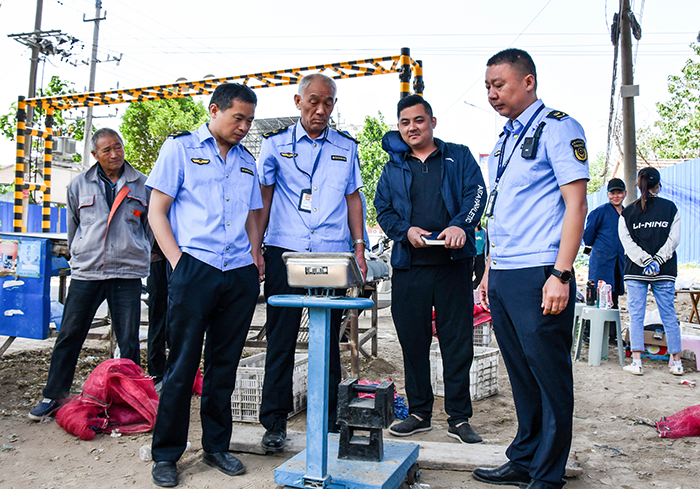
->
[241, 144, 255, 159]
[168, 130, 191, 138]
[499, 131, 505, 137]
[335, 129, 358, 144]
[262, 125, 291, 138]
[546, 110, 569, 121]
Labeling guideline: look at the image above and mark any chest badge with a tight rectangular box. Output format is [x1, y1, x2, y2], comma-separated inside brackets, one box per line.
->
[331, 155, 347, 161]
[191, 158, 210, 165]
[240, 167, 254, 176]
[280, 152, 298, 158]
[570, 139, 588, 163]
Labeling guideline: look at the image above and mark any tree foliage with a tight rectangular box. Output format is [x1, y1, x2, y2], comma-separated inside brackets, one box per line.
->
[119, 97, 209, 174]
[587, 151, 607, 194]
[637, 43, 700, 159]
[357, 112, 390, 227]
[0, 76, 85, 148]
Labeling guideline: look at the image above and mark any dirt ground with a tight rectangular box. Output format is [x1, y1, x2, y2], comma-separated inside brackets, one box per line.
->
[1, 270, 699, 489]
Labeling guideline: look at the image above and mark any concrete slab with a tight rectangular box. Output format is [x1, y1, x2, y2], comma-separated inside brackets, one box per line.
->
[230, 425, 507, 470]
[229, 425, 584, 477]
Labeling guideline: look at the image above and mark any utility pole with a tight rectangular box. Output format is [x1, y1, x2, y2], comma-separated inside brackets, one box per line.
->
[620, 0, 640, 205]
[23, 0, 44, 229]
[82, 0, 106, 168]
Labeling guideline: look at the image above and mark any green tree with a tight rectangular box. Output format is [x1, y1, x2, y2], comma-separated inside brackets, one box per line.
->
[357, 112, 390, 226]
[120, 97, 209, 174]
[587, 151, 607, 194]
[637, 43, 700, 159]
[0, 76, 86, 156]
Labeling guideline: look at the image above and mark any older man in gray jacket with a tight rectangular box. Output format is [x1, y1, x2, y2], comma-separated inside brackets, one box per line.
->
[29, 128, 152, 421]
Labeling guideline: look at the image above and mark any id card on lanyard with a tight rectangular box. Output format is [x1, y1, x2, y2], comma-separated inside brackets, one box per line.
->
[484, 104, 545, 217]
[294, 125, 328, 213]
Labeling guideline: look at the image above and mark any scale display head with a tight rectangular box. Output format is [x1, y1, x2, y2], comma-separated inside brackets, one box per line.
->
[282, 252, 364, 291]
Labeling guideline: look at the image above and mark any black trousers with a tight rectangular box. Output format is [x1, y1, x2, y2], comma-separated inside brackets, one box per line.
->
[488, 266, 575, 489]
[259, 246, 343, 430]
[391, 261, 474, 426]
[44, 278, 141, 399]
[473, 253, 486, 289]
[147, 259, 168, 381]
[151, 254, 258, 462]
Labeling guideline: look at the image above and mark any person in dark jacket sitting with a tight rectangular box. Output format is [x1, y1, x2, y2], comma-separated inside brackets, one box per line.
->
[374, 95, 486, 443]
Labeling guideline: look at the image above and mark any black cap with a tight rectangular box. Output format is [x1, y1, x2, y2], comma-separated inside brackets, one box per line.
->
[607, 178, 626, 192]
[638, 167, 661, 186]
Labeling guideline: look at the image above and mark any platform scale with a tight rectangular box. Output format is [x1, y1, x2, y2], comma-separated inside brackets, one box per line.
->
[269, 252, 419, 489]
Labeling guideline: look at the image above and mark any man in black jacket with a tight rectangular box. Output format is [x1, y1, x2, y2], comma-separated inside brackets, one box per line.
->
[374, 95, 486, 443]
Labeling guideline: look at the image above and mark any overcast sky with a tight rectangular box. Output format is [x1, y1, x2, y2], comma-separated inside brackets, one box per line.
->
[1, 0, 698, 168]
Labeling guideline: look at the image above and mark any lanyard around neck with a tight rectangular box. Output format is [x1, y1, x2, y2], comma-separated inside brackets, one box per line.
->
[495, 103, 545, 184]
[292, 124, 329, 184]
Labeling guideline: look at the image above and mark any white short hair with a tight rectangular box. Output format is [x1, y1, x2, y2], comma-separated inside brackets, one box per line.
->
[298, 74, 337, 98]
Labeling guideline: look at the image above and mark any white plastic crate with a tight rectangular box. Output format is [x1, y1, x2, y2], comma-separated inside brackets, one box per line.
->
[429, 343, 499, 401]
[473, 321, 492, 347]
[231, 352, 308, 422]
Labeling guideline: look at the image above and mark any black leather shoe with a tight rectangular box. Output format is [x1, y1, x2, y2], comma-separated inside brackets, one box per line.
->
[261, 427, 287, 452]
[202, 451, 245, 476]
[472, 461, 531, 487]
[152, 461, 178, 487]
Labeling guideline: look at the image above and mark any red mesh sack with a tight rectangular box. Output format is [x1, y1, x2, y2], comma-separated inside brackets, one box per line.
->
[656, 404, 700, 438]
[55, 395, 108, 440]
[55, 358, 159, 439]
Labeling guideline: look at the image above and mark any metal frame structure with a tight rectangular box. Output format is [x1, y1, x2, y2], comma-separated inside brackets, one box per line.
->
[13, 47, 423, 232]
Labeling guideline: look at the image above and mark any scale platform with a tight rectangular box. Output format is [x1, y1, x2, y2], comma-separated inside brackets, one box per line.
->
[275, 433, 419, 489]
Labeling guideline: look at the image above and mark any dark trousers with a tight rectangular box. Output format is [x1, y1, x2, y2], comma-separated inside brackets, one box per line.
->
[391, 261, 474, 426]
[43, 278, 142, 399]
[488, 266, 575, 489]
[473, 253, 486, 289]
[151, 254, 258, 462]
[147, 259, 168, 381]
[260, 246, 343, 430]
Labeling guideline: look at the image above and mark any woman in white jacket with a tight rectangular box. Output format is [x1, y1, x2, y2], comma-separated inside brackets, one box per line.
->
[618, 167, 682, 376]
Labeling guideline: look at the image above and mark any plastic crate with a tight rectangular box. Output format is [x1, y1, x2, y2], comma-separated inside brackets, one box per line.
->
[231, 352, 308, 422]
[429, 343, 499, 401]
[473, 321, 492, 347]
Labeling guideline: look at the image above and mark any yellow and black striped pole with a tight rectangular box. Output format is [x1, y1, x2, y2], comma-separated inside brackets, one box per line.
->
[399, 47, 411, 99]
[413, 60, 424, 97]
[43, 109, 53, 232]
[14, 97, 26, 232]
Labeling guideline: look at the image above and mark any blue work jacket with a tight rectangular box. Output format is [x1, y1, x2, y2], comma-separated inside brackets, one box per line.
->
[374, 131, 486, 270]
[583, 202, 625, 292]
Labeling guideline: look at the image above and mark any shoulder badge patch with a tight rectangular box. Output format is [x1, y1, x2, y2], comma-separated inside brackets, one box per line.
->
[262, 125, 291, 138]
[331, 155, 347, 161]
[241, 144, 255, 159]
[240, 167, 255, 176]
[570, 139, 588, 163]
[169, 130, 191, 138]
[335, 129, 358, 144]
[191, 158, 210, 165]
[546, 110, 568, 120]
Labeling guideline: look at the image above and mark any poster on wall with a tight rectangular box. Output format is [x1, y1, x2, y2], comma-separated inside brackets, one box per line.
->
[17, 240, 41, 278]
[0, 239, 19, 276]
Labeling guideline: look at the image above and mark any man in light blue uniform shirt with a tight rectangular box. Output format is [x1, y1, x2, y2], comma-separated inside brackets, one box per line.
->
[146, 83, 263, 487]
[256, 73, 367, 452]
[473, 49, 589, 489]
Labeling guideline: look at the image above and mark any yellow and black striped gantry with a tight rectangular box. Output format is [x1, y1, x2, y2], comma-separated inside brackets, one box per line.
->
[14, 48, 423, 232]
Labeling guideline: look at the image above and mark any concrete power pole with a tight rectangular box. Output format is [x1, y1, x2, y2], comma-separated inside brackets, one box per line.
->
[23, 0, 44, 229]
[82, 0, 106, 168]
[620, 0, 640, 205]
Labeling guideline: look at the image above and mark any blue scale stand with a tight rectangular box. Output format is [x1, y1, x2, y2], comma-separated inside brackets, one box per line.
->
[269, 254, 418, 489]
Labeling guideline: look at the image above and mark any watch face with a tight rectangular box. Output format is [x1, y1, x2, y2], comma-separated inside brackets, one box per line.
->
[561, 270, 573, 283]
